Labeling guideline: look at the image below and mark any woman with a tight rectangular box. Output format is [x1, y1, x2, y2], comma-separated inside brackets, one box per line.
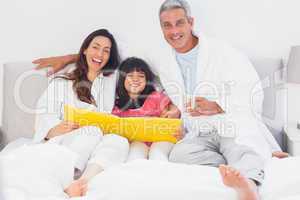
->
[34, 29, 129, 197]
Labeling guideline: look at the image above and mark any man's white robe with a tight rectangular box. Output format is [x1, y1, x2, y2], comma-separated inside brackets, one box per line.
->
[155, 33, 281, 160]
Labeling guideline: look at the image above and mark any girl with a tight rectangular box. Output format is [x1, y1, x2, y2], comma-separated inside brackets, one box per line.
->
[34, 29, 129, 197]
[112, 57, 182, 161]
[64, 57, 181, 197]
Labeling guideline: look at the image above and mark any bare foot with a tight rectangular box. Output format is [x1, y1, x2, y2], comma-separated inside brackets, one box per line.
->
[219, 165, 259, 200]
[64, 179, 88, 197]
[272, 151, 289, 159]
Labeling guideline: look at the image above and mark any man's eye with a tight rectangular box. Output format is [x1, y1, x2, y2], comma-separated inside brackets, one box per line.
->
[163, 23, 172, 29]
[177, 21, 185, 26]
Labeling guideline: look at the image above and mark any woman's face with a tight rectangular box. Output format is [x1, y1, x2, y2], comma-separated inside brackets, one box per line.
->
[124, 70, 147, 96]
[84, 36, 112, 73]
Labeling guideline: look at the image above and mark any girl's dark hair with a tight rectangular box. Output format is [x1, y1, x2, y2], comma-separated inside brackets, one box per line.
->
[59, 29, 120, 105]
[116, 57, 156, 110]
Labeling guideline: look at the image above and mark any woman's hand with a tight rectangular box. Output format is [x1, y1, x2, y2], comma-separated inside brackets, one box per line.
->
[33, 54, 78, 76]
[46, 121, 80, 140]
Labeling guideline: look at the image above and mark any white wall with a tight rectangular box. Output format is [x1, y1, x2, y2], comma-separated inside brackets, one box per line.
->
[0, 0, 300, 125]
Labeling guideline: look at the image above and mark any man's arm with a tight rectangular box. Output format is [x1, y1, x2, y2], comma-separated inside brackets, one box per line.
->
[33, 54, 79, 76]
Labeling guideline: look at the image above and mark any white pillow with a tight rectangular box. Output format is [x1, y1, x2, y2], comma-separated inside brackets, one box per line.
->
[1, 144, 77, 200]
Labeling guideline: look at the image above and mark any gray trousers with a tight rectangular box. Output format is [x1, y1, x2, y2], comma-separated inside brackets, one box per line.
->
[169, 131, 264, 184]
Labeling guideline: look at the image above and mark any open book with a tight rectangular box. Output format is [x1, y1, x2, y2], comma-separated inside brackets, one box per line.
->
[64, 105, 182, 143]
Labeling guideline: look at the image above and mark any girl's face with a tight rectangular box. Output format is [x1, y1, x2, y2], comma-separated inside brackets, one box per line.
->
[124, 70, 147, 96]
[84, 36, 112, 73]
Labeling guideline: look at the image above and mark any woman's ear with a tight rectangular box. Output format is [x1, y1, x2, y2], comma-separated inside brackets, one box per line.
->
[83, 49, 87, 55]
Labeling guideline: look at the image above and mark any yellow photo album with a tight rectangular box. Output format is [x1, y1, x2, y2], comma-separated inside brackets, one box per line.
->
[64, 105, 182, 143]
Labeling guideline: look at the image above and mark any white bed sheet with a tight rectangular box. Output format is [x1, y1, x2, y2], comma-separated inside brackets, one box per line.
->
[1, 143, 300, 200]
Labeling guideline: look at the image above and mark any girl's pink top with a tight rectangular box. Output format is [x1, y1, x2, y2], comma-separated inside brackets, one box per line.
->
[112, 91, 171, 118]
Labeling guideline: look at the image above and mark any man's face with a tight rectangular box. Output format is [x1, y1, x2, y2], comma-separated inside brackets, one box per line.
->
[160, 8, 194, 53]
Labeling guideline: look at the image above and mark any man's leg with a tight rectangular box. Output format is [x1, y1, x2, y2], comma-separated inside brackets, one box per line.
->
[218, 135, 264, 200]
[169, 131, 226, 167]
[218, 136, 264, 185]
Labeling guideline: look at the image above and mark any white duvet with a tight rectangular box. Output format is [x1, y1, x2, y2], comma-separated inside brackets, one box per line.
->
[1, 144, 300, 200]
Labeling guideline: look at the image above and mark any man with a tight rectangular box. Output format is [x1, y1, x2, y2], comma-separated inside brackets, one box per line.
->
[157, 1, 264, 200]
[157, 1, 289, 200]
[33, 0, 287, 199]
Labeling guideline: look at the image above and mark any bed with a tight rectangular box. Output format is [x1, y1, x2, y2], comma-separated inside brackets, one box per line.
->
[1, 59, 299, 200]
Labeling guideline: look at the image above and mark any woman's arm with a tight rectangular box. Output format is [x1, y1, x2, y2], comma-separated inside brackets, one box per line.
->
[46, 121, 79, 140]
[34, 79, 78, 142]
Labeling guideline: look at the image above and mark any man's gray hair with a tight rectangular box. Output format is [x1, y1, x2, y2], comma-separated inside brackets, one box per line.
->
[159, 0, 192, 18]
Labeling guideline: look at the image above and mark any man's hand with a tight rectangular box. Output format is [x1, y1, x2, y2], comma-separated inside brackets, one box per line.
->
[33, 54, 78, 76]
[46, 121, 80, 140]
[186, 97, 224, 116]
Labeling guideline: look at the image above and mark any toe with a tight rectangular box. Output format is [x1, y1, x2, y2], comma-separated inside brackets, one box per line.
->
[227, 167, 234, 175]
[81, 185, 88, 196]
[79, 179, 87, 185]
[233, 170, 240, 177]
[219, 165, 227, 176]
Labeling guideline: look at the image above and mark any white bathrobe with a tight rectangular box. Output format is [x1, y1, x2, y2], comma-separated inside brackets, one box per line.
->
[33, 72, 130, 170]
[34, 73, 117, 143]
[156, 33, 281, 160]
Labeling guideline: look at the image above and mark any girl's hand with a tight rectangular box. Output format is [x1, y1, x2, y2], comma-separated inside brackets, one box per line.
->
[160, 103, 181, 118]
[46, 121, 80, 140]
[173, 126, 184, 141]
